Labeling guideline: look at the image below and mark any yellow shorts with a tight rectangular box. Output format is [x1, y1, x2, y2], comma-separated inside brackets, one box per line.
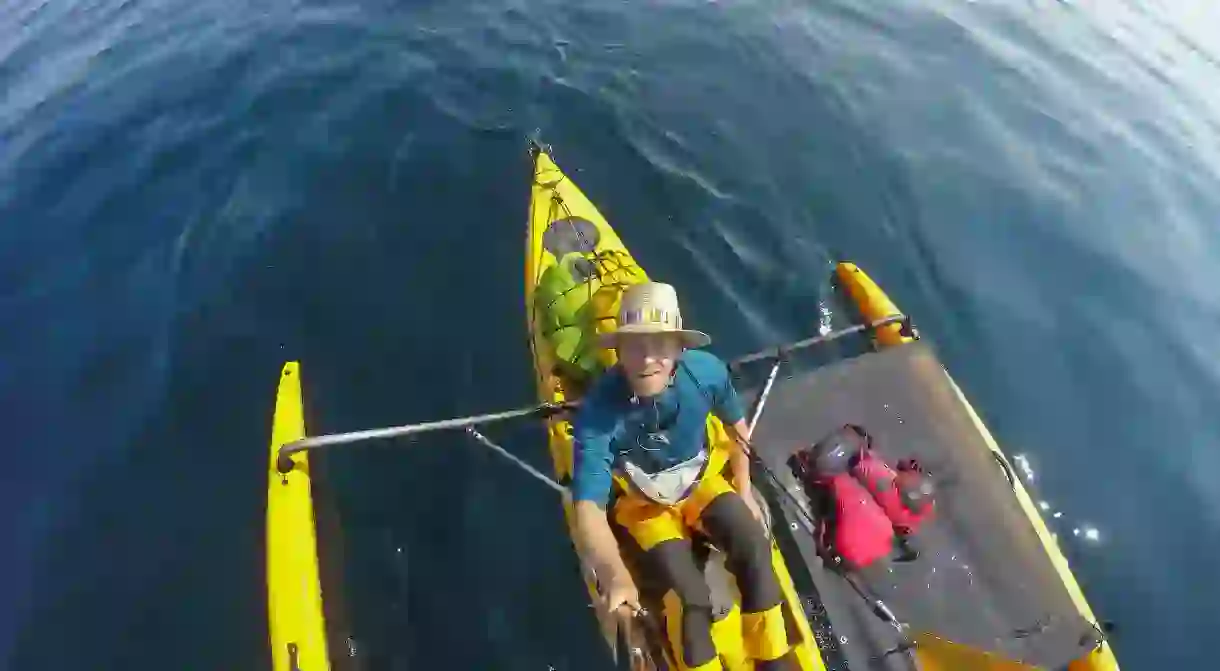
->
[612, 470, 738, 552]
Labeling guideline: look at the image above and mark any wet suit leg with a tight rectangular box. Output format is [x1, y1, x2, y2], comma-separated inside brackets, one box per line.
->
[643, 539, 720, 670]
[615, 495, 721, 671]
[699, 492, 793, 668]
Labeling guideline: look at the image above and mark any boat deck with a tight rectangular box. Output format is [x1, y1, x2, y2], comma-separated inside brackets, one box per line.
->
[743, 343, 1102, 670]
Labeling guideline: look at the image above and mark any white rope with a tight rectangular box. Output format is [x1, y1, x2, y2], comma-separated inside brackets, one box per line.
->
[465, 427, 568, 496]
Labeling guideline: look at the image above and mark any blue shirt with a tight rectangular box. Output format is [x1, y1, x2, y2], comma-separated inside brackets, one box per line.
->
[571, 349, 746, 506]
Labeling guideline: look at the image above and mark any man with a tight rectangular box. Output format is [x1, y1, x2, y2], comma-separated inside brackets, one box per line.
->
[571, 282, 792, 671]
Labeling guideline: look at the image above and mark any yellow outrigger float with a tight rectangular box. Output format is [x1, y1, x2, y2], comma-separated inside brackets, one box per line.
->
[265, 141, 1122, 670]
[266, 362, 329, 671]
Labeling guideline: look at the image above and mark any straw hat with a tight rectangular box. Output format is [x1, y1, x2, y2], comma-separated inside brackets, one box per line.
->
[597, 282, 711, 349]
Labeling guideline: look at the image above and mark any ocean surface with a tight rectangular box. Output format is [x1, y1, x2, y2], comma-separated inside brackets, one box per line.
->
[4, 0, 1220, 669]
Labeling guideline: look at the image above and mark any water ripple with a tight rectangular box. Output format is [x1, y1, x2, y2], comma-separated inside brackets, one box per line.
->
[4, 1, 1220, 669]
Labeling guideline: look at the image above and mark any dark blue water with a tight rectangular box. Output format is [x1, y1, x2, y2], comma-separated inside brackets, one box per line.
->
[5, 0, 1219, 668]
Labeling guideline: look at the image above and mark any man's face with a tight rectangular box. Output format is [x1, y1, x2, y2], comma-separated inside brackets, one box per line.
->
[617, 332, 682, 396]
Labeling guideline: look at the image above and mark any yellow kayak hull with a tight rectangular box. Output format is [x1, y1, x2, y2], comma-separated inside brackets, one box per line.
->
[836, 262, 1120, 671]
[266, 362, 330, 671]
[525, 145, 823, 670]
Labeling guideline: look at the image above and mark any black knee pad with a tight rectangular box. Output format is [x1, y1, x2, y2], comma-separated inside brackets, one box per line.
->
[670, 565, 714, 612]
[703, 494, 769, 564]
[648, 540, 714, 611]
[701, 494, 782, 611]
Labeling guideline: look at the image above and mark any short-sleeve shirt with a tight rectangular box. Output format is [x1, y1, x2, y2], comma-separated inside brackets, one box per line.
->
[571, 349, 745, 507]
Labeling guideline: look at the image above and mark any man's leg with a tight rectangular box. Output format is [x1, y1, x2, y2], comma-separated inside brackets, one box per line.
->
[615, 497, 721, 671]
[644, 538, 721, 671]
[699, 491, 792, 667]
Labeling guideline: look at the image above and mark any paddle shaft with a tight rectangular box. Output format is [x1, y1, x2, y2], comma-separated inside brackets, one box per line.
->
[730, 314, 910, 367]
[843, 572, 907, 631]
[276, 401, 578, 467]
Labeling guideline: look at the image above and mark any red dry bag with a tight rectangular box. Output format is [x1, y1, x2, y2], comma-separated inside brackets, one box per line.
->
[817, 472, 895, 570]
[852, 449, 935, 535]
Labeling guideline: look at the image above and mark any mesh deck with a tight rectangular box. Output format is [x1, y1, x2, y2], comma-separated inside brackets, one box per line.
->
[743, 342, 1101, 670]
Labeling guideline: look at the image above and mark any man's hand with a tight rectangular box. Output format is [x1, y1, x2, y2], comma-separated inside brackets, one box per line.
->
[603, 573, 641, 616]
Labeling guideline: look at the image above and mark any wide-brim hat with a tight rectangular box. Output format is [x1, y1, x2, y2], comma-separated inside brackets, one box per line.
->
[596, 281, 711, 349]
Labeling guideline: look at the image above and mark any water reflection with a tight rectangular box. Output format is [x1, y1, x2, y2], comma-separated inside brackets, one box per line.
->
[1014, 453, 1104, 547]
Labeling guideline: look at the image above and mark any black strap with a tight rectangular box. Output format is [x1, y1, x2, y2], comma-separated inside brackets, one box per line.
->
[843, 423, 874, 451]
